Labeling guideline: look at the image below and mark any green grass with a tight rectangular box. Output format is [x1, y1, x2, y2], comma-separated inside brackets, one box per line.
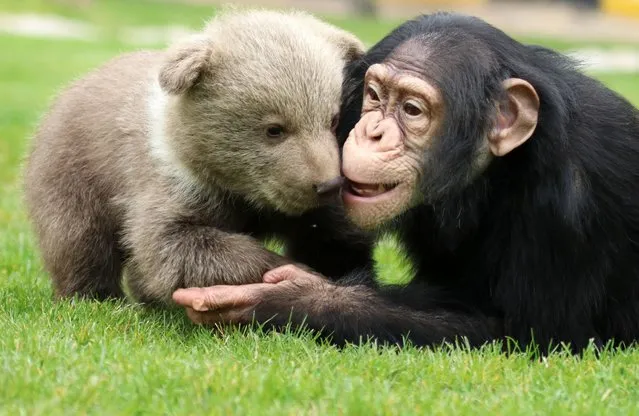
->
[2, 1, 639, 414]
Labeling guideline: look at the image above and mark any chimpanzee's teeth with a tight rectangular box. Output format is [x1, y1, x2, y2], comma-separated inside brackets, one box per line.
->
[349, 182, 397, 197]
[351, 185, 383, 197]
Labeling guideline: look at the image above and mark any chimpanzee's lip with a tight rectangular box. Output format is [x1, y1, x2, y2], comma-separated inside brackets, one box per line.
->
[343, 178, 400, 200]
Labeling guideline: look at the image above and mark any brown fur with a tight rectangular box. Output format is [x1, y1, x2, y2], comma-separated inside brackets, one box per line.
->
[24, 10, 368, 304]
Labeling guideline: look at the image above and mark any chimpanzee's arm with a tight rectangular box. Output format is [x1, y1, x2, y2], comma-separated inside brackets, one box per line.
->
[257, 273, 499, 347]
[173, 267, 501, 348]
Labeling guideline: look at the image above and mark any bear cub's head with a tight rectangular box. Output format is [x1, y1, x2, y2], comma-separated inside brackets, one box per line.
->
[151, 10, 364, 215]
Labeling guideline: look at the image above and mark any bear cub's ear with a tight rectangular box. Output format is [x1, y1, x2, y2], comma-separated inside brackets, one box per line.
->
[327, 27, 366, 63]
[301, 17, 365, 63]
[158, 34, 212, 95]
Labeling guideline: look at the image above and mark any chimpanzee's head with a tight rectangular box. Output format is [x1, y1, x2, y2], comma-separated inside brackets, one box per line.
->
[339, 13, 541, 230]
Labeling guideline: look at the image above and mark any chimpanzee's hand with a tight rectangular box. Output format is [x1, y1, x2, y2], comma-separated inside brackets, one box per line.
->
[172, 265, 329, 326]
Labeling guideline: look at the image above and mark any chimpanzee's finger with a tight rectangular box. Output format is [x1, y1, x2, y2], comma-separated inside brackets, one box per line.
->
[173, 285, 265, 311]
[185, 307, 204, 324]
[263, 264, 322, 283]
[173, 287, 209, 309]
[263, 264, 300, 283]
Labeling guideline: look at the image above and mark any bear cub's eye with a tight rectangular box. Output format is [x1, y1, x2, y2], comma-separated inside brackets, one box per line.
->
[266, 124, 285, 138]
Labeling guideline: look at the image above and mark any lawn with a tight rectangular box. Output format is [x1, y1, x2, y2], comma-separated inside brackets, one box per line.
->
[1, 1, 639, 415]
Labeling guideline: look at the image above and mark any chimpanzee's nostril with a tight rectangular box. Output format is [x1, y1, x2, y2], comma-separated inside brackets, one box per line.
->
[372, 134, 382, 141]
[314, 176, 344, 196]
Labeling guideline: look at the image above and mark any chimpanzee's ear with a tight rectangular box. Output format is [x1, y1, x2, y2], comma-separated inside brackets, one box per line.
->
[158, 34, 213, 95]
[488, 78, 540, 157]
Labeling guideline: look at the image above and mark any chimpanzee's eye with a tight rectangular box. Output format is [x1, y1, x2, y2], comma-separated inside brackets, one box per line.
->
[266, 124, 285, 138]
[366, 85, 380, 102]
[403, 101, 423, 117]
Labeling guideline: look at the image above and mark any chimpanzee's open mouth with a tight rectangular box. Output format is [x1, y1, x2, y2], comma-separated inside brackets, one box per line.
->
[346, 180, 399, 198]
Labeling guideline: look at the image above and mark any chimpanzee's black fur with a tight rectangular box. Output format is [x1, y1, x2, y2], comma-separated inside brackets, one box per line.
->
[256, 13, 639, 355]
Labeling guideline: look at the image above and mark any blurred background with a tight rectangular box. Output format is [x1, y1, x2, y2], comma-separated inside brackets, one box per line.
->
[1, 0, 638, 68]
[0, 0, 637, 71]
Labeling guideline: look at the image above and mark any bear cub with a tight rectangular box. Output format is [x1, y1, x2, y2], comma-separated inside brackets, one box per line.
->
[24, 10, 371, 304]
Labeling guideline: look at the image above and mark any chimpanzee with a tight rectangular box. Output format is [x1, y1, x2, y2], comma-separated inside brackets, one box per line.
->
[172, 13, 639, 354]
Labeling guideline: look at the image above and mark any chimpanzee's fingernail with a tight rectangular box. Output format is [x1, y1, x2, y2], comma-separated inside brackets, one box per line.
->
[192, 298, 209, 312]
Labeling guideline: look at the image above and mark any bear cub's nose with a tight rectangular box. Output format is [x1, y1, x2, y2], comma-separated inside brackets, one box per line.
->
[314, 177, 344, 203]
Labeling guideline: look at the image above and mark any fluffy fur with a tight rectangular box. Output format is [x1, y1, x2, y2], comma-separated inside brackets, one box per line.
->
[24, 10, 372, 303]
